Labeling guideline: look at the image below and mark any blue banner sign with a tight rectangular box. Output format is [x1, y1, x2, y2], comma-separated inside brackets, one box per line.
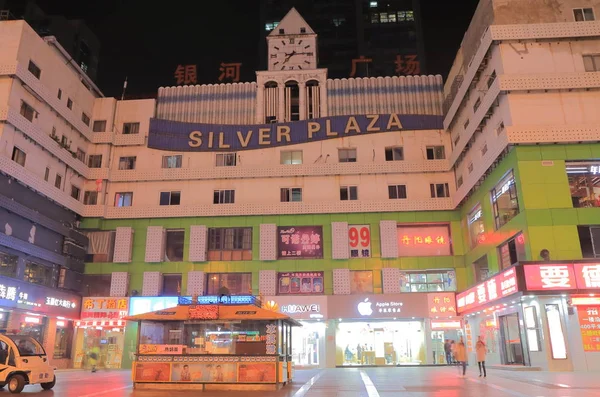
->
[148, 113, 443, 152]
[178, 295, 257, 306]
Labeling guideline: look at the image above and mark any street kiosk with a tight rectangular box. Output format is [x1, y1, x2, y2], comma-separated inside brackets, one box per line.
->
[125, 296, 300, 391]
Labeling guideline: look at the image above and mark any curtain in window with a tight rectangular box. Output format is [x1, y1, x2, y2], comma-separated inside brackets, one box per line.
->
[86, 231, 111, 254]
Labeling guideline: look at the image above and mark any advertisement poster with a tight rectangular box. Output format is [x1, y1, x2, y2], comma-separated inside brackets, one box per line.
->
[171, 363, 237, 383]
[350, 271, 373, 294]
[349, 225, 371, 258]
[134, 362, 171, 382]
[277, 226, 323, 259]
[237, 363, 277, 383]
[578, 306, 600, 352]
[397, 224, 452, 257]
[278, 272, 324, 295]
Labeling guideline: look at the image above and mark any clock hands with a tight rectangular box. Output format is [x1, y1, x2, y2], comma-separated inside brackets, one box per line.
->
[283, 51, 311, 64]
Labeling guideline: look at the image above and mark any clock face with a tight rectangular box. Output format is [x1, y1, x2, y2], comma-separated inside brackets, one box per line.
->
[269, 37, 315, 70]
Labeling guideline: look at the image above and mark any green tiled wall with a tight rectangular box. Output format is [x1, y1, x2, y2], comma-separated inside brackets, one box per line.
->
[82, 144, 600, 293]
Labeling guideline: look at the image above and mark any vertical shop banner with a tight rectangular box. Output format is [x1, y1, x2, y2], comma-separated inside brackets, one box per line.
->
[349, 225, 371, 258]
[277, 226, 323, 259]
[578, 306, 600, 352]
[277, 272, 324, 294]
[397, 224, 452, 256]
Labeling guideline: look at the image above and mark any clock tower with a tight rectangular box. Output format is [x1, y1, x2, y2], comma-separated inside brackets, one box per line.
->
[257, 8, 327, 124]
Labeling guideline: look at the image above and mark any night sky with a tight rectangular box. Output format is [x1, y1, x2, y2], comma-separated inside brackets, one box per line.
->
[37, 0, 480, 98]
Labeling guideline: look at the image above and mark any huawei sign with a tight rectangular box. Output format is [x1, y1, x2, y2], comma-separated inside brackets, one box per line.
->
[281, 304, 320, 314]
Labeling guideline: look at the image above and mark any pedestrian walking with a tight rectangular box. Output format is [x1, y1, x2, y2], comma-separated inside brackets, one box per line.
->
[476, 336, 487, 378]
[444, 339, 452, 364]
[455, 337, 467, 377]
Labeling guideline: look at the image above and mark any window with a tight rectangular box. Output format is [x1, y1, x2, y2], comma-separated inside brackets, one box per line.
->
[20, 101, 35, 122]
[574, 7, 595, 21]
[472, 255, 489, 282]
[300, 27, 306, 33]
[83, 274, 112, 295]
[26, 60, 42, 79]
[165, 230, 185, 262]
[491, 171, 519, 229]
[405, 10, 415, 21]
[583, 54, 600, 72]
[400, 270, 457, 292]
[54, 174, 62, 189]
[83, 191, 98, 205]
[163, 274, 182, 295]
[385, 146, 404, 161]
[11, 147, 26, 166]
[473, 97, 482, 112]
[216, 153, 237, 167]
[338, 148, 357, 163]
[545, 304, 567, 359]
[81, 113, 90, 126]
[76, 148, 86, 163]
[463, 119, 470, 130]
[467, 204, 485, 248]
[0, 251, 18, 278]
[523, 305, 542, 353]
[92, 120, 107, 132]
[44, 167, 50, 182]
[84, 232, 116, 263]
[88, 154, 102, 168]
[340, 186, 358, 201]
[281, 151, 303, 165]
[388, 185, 407, 199]
[162, 155, 182, 168]
[53, 322, 73, 359]
[160, 191, 181, 206]
[114, 192, 133, 207]
[24, 261, 54, 287]
[67, 98, 73, 109]
[265, 21, 279, 31]
[208, 228, 253, 261]
[481, 144, 488, 156]
[118, 156, 136, 170]
[457, 176, 463, 188]
[453, 135, 460, 147]
[332, 17, 345, 26]
[61, 135, 68, 146]
[468, 163, 474, 173]
[498, 233, 526, 269]
[426, 146, 445, 160]
[280, 187, 302, 202]
[207, 273, 252, 295]
[57, 89, 62, 100]
[122, 122, 140, 134]
[351, 271, 373, 294]
[71, 185, 81, 200]
[496, 122, 505, 136]
[487, 71, 497, 88]
[213, 189, 235, 204]
[369, 1, 378, 7]
[430, 183, 450, 198]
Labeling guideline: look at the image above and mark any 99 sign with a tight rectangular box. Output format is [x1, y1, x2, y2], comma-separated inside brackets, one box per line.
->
[349, 225, 371, 258]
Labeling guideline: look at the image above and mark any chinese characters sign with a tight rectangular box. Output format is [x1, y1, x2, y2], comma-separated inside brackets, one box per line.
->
[266, 323, 277, 355]
[578, 306, 600, 352]
[524, 263, 600, 291]
[394, 55, 420, 75]
[456, 267, 519, 314]
[80, 297, 129, 322]
[174, 65, 197, 85]
[188, 305, 219, 320]
[397, 225, 452, 257]
[278, 272, 324, 295]
[139, 344, 184, 355]
[0, 283, 17, 301]
[0, 278, 80, 317]
[46, 297, 77, 309]
[349, 225, 371, 258]
[427, 293, 457, 318]
[277, 226, 323, 259]
[218, 62, 242, 82]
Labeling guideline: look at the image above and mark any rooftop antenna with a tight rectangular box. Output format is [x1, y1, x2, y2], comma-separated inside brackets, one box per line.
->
[121, 76, 128, 100]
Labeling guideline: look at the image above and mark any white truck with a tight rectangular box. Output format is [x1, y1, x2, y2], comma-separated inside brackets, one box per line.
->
[0, 334, 56, 393]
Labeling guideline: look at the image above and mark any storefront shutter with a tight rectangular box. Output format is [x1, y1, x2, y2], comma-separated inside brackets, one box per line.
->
[331, 222, 349, 259]
[188, 225, 208, 262]
[113, 227, 133, 263]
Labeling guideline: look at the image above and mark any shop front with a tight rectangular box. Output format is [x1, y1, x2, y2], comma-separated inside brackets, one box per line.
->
[73, 297, 131, 369]
[329, 293, 458, 367]
[0, 276, 81, 368]
[263, 295, 327, 368]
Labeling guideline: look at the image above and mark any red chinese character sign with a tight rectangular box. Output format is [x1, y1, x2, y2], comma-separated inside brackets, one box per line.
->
[188, 305, 218, 320]
[218, 62, 242, 83]
[174, 65, 197, 85]
[427, 293, 457, 318]
[277, 272, 324, 295]
[578, 306, 600, 352]
[523, 263, 600, 291]
[574, 263, 600, 289]
[397, 225, 452, 257]
[80, 297, 129, 322]
[456, 267, 519, 314]
[395, 55, 421, 75]
[277, 226, 323, 259]
[349, 225, 371, 258]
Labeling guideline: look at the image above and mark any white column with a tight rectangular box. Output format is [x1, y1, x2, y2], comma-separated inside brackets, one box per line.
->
[255, 84, 265, 124]
[277, 84, 285, 122]
[319, 82, 328, 117]
[298, 81, 306, 120]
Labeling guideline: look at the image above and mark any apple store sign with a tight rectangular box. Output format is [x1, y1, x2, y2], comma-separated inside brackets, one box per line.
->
[329, 294, 429, 319]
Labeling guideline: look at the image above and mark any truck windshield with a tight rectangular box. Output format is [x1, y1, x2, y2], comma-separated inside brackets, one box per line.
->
[6, 336, 46, 356]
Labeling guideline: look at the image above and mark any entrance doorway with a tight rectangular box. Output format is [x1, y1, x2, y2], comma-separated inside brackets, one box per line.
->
[499, 313, 524, 365]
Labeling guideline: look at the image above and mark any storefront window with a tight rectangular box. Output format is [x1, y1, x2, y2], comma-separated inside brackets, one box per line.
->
[567, 162, 600, 207]
[206, 273, 252, 295]
[0, 251, 18, 278]
[292, 321, 324, 367]
[12, 313, 47, 344]
[54, 321, 73, 359]
[76, 327, 125, 369]
[497, 233, 526, 269]
[24, 261, 55, 287]
[400, 270, 456, 292]
[350, 271, 373, 294]
[523, 306, 541, 352]
[165, 230, 184, 262]
[467, 204, 485, 248]
[545, 304, 567, 359]
[491, 171, 519, 229]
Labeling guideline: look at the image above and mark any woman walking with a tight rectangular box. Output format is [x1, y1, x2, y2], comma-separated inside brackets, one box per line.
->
[455, 337, 467, 377]
[476, 336, 487, 377]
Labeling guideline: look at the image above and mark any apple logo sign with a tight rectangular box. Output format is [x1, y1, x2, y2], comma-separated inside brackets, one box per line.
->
[357, 298, 373, 316]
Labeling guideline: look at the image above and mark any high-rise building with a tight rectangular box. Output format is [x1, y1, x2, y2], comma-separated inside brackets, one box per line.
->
[259, 0, 426, 78]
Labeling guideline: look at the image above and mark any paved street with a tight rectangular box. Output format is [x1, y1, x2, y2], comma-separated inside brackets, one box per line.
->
[7, 367, 600, 396]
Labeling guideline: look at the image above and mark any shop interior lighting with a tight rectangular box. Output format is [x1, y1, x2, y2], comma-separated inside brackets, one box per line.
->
[56, 321, 65, 327]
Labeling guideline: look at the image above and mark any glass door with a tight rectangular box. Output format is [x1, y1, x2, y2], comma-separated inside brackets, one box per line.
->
[499, 313, 524, 365]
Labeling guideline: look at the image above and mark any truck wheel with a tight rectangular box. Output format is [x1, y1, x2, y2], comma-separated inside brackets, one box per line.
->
[8, 374, 25, 394]
[41, 376, 56, 390]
